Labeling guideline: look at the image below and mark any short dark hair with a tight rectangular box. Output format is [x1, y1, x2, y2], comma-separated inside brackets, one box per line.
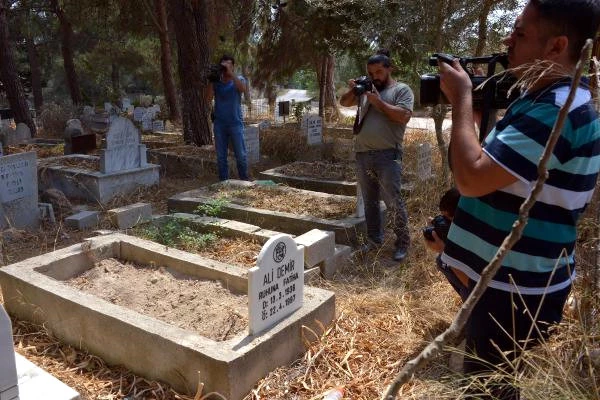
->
[529, 0, 600, 61]
[367, 53, 391, 68]
[439, 187, 460, 218]
[219, 54, 235, 65]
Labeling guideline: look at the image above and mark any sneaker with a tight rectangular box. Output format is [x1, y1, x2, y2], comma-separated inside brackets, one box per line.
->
[392, 248, 407, 262]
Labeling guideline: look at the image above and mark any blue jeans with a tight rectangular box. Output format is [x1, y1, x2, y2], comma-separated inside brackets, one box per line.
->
[213, 123, 249, 181]
[356, 149, 410, 250]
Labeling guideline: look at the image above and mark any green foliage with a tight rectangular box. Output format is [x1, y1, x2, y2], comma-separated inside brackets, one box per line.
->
[292, 101, 311, 126]
[194, 198, 229, 217]
[136, 218, 218, 252]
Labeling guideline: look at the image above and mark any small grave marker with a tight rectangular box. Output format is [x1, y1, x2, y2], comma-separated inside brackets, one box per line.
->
[121, 98, 132, 110]
[133, 107, 146, 122]
[0, 305, 19, 400]
[244, 124, 260, 164]
[248, 234, 304, 335]
[416, 143, 433, 180]
[306, 115, 322, 145]
[356, 183, 365, 218]
[152, 120, 165, 133]
[0, 152, 39, 229]
[141, 114, 153, 132]
[100, 117, 147, 174]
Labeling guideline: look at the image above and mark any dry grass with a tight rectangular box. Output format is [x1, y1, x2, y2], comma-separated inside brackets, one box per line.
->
[7, 143, 64, 158]
[277, 161, 356, 181]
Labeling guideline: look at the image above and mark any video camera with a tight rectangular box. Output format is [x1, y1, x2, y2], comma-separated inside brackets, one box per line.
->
[207, 64, 226, 83]
[420, 53, 518, 109]
[422, 214, 452, 243]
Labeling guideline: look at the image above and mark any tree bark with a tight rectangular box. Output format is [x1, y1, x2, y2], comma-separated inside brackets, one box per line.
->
[317, 55, 326, 118]
[155, 0, 180, 123]
[169, 0, 211, 145]
[0, 0, 36, 136]
[324, 54, 339, 122]
[432, 104, 449, 184]
[26, 36, 43, 111]
[50, 0, 82, 105]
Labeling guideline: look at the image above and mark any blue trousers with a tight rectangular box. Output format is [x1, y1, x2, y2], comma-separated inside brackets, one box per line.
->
[213, 123, 249, 181]
[355, 148, 410, 250]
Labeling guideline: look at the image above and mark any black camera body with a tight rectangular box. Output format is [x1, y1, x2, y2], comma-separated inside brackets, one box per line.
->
[207, 64, 226, 83]
[419, 53, 518, 110]
[422, 214, 452, 243]
[353, 76, 373, 96]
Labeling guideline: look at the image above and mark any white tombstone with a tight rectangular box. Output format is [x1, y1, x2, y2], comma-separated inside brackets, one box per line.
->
[99, 117, 147, 174]
[306, 115, 323, 145]
[0, 305, 19, 400]
[0, 152, 39, 229]
[103, 102, 113, 112]
[121, 98, 131, 110]
[152, 120, 165, 133]
[244, 124, 260, 164]
[126, 105, 135, 115]
[82, 106, 94, 117]
[133, 107, 146, 122]
[300, 114, 309, 131]
[356, 183, 365, 218]
[416, 143, 433, 180]
[248, 234, 304, 335]
[141, 114, 153, 132]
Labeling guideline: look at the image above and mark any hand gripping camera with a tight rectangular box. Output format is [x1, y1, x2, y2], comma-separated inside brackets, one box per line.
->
[422, 214, 452, 243]
[353, 76, 373, 96]
[420, 52, 519, 141]
[207, 64, 226, 83]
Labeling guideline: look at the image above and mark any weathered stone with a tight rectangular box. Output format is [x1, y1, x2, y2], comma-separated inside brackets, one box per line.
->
[0, 305, 19, 400]
[64, 211, 100, 230]
[108, 202, 152, 229]
[294, 229, 335, 268]
[320, 244, 352, 279]
[0, 152, 39, 229]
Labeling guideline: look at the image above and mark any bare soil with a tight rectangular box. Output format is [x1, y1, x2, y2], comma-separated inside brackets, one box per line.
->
[66, 258, 248, 341]
[209, 185, 356, 219]
[7, 143, 64, 158]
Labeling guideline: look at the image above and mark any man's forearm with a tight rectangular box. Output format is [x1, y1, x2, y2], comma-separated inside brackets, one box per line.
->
[340, 89, 357, 107]
[232, 75, 247, 93]
[449, 94, 484, 191]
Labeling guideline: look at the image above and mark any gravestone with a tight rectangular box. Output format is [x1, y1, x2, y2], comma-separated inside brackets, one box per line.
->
[133, 107, 146, 122]
[99, 116, 147, 174]
[356, 183, 365, 218]
[104, 103, 113, 113]
[82, 106, 94, 117]
[0, 305, 19, 400]
[141, 113, 153, 132]
[416, 143, 433, 180]
[258, 120, 270, 131]
[244, 124, 260, 164]
[248, 234, 304, 335]
[0, 152, 39, 229]
[151, 120, 165, 133]
[64, 119, 96, 155]
[121, 98, 132, 110]
[305, 115, 322, 145]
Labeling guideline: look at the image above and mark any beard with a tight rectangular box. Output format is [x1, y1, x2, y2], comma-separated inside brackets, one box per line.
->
[373, 80, 386, 91]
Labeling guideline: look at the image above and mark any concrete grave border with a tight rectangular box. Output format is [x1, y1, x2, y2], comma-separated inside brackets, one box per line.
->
[259, 163, 357, 196]
[147, 145, 236, 177]
[0, 233, 335, 400]
[167, 181, 368, 246]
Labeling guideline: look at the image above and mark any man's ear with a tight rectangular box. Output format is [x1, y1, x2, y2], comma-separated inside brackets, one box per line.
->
[544, 35, 569, 61]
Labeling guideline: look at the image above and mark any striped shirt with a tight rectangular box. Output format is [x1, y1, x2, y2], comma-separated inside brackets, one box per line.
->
[441, 78, 600, 295]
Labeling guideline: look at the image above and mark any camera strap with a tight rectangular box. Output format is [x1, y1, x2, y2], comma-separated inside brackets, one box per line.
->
[353, 98, 370, 135]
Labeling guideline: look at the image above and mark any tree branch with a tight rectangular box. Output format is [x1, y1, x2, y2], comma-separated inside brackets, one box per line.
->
[382, 38, 593, 400]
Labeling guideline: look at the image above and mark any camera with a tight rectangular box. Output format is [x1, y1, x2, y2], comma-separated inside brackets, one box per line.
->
[422, 214, 452, 243]
[419, 53, 518, 109]
[353, 76, 373, 96]
[207, 64, 226, 83]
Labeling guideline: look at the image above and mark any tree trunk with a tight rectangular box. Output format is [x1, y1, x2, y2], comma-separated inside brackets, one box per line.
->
[111, 62, 119, 97]
[266, 82, 276, 117]
[432, 104, 449, 184]
[155, 0, 180, 123]
[317, 55, 326, 118]
[0, 0, 36, 136]
[169, 0, 211, 145]
[26, 36, 43, 111]
[50, 0, 82, 105]
[324, 54, 339, 122]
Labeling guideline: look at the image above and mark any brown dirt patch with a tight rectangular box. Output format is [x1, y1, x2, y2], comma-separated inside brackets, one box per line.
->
[210, 185, 356, 219]
[66, 258, 248, 341]
[276, 160, 356, 181]
[7, 143, 64, 158]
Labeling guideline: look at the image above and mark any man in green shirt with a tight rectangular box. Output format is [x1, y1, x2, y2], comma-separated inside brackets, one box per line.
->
[340, 51, 414, 262]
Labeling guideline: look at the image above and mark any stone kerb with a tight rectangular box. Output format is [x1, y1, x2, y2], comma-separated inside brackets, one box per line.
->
[305, 115, 323, 145]
[0, 305, 19, 400]
[249, 234, 304, 335]
[100, 117, 148, 174]
[0, 151, 39, 229]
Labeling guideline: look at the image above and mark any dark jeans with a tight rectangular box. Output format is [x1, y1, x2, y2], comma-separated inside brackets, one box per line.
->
[355, 148, 410, 250]
[436, 255, 470, 301]
[213, 122, 249, 181]
[463, 281, 571, 399]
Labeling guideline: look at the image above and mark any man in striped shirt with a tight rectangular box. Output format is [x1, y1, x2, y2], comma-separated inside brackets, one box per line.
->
[436, 0, 600, 397]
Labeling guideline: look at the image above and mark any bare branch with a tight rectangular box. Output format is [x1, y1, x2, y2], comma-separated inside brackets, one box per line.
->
[382, 38, 594, 400]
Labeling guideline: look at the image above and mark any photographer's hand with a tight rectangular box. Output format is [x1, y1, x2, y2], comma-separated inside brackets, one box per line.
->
[439, 58, 472, 106]
[424, 231, 445, 253]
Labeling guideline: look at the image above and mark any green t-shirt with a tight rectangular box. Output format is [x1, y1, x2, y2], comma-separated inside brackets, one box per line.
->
[354, 82, 414, 152]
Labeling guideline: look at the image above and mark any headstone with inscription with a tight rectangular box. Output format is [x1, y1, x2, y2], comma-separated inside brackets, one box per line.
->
[141, 114, 153, 132]
[306, 115, 322, 145]
[0, 152, 39, 229]
[99, 116, 147, 174]
[244, 124, 260, 164]
[121, 98, 131, 110]
[152, 120, 165, 133]
[0, 305, 19, 400]
[248, 234, 304, 335]
[416, 143, 433, 180]
[133, 107, 146, 122]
